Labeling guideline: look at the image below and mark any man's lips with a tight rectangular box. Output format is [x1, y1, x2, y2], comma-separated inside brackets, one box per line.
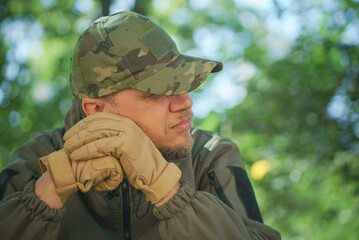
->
[171, 119, 192, 132]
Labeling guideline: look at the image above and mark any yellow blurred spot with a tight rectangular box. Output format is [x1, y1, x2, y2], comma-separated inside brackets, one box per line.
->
[137, 49, 147, 57]
[250, 160, 271, 180]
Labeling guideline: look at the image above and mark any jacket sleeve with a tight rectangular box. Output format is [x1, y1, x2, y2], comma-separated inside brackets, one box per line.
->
[0, 179, 65, 239]
[0, 129, 66, 240]
[153, 129, 281, 240]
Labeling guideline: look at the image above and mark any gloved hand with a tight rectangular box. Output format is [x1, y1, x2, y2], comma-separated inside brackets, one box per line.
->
[63, 112, 182, 204]
[39, 149, 123, 204]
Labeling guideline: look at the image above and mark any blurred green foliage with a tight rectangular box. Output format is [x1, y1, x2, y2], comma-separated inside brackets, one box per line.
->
[1, 0, 358, 239]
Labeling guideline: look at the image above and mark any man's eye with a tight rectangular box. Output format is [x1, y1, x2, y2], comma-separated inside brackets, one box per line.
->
[141, 92, 163, 100]
[147, 93, 161, 98]
[144, 93, 154, 98]
[142, 93, 157, 100]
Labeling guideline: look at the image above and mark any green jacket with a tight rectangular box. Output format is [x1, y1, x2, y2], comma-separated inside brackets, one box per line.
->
[0, 100, 280, 240]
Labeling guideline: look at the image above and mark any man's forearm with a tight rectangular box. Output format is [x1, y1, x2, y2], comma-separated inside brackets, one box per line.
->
[34, 170, 63, 209]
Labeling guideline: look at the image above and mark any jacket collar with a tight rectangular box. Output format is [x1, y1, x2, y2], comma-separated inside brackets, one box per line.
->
[64, 98, 86, 132]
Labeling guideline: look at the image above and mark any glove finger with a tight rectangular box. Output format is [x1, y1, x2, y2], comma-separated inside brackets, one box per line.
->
[92, 156, 123, 191]
[64, 127, 123, 153]
[70, 136, 125, 161]
[64, 112, 135, 141]
[93, 169, 123, 191]
[75, 155, 122, 192]
[93, 170, 123, 191]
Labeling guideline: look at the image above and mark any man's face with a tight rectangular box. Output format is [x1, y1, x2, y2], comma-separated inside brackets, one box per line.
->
[103, 88, 194, 158]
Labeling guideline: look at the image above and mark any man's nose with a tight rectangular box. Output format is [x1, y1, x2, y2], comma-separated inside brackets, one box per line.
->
[169, 93, 193, 112]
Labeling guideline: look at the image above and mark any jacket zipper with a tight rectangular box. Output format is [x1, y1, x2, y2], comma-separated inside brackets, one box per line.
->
[207, 171, 234, 209]
[122, 179, 131, 240]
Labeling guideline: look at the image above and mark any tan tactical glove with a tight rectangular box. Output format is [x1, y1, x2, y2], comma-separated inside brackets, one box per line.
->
[39, 149, 123, 204]
[63, 112, 181, 204]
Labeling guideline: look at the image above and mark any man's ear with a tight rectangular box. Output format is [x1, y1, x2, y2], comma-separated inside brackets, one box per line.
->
[82, 98, 105, 116]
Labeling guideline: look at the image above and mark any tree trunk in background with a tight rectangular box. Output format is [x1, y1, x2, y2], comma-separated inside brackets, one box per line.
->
[100, 0, 151, 16]
[101, 0, 111, 16]
[133, 0, 150, 15]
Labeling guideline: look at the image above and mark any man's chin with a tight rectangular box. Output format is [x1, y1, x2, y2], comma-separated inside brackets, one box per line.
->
[159, 136, 194, 160]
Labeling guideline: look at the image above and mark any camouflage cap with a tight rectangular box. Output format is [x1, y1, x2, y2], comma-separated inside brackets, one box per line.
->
[69, 11, 223, 99]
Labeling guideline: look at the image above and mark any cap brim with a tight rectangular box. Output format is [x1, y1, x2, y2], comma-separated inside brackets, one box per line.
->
[132, 54, 223, 95]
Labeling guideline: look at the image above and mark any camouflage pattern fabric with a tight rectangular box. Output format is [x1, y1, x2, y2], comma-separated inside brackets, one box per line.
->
[69, 11, 223, 99]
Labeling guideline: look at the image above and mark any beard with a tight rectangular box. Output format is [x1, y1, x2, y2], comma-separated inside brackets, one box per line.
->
[159, 135, 194, 160]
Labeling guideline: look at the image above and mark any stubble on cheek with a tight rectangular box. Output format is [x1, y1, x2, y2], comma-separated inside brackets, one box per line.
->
[159, 110, 194, 159]
[164, 126, 170, 135]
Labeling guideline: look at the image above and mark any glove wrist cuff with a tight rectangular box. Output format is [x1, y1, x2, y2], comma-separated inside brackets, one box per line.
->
[145, 162, 181, 203]
[40, 150, 77, 203]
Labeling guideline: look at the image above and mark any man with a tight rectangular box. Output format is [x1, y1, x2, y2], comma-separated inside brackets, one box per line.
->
[0, 11, 281, 239]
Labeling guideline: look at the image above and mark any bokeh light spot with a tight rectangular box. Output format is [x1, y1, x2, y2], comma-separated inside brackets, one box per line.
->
[250, 159, 271, 180]
[9, 111, 21, 127]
